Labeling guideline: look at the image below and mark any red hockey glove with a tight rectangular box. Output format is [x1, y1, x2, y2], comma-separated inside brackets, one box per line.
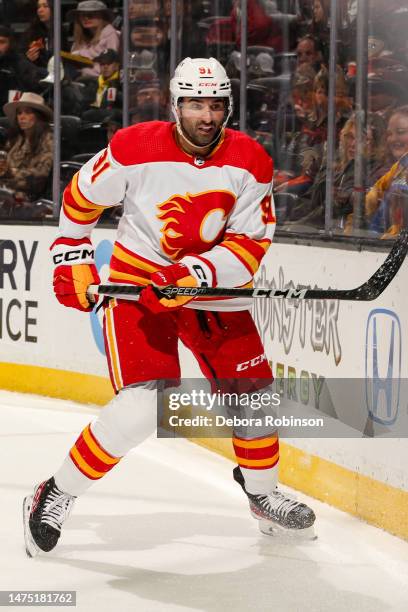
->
[139, 262, 204, 313]
[51, 237, 101, 312]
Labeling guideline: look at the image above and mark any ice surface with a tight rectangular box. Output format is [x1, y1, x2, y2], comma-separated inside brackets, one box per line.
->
[1, 389, 408, 612]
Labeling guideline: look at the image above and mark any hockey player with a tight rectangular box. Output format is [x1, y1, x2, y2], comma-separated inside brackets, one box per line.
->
[23, 57, 315, 556]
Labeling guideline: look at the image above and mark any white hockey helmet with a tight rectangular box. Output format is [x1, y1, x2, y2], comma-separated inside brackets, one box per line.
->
[170, 57, 233, 128]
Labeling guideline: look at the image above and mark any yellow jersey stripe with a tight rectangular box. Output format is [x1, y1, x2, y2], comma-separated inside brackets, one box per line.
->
[113, 244, 160, 273]
[71, 172, 110, 212]
[63, 200, 103, 223]
[71, 173, 111, 211]
[109, 270, 150, 285]
[105, 300, 123, 390]
[223, 240, 259, 274]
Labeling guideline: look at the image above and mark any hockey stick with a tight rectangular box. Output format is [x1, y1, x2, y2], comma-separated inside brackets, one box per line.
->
[87, 229, 408, 302]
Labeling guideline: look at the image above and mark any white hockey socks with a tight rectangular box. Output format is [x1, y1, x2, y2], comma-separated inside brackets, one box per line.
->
[54, 382, 157, 496]
[240, 465, 278, 495]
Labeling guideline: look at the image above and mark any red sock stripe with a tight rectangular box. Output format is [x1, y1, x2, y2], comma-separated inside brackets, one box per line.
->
[69, 425, 121, 480]
[69, 449, 100, 480]
[73, 439, 112, 475]
[233, 440, 279, 461]
[232, 435, 279, 470]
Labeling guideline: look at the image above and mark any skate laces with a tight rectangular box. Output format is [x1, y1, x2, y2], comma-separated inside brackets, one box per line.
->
[41, 486, 75, 532]
[258, 490, 302, 518]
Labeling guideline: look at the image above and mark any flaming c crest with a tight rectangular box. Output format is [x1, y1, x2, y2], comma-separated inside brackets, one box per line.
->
[157, 190, 236, 260]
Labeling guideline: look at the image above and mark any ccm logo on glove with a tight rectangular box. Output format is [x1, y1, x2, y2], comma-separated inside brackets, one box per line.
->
[52, 247, 94, 265]
[50, 237, 100, 312]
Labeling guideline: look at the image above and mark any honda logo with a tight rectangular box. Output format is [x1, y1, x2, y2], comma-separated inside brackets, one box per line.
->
[365, 309, 401, 425]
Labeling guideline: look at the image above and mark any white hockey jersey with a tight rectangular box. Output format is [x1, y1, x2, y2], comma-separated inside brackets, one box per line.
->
[59, 121, 276, 310]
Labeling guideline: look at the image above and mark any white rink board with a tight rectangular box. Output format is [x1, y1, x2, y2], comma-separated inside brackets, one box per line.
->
[0, 225, 407, 491]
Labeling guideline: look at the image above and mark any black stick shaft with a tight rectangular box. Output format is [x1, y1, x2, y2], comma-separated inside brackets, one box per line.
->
[87, 229, 408, 302]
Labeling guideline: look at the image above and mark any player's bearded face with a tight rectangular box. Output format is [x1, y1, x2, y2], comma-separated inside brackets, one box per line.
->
[178, 98, 226, 146]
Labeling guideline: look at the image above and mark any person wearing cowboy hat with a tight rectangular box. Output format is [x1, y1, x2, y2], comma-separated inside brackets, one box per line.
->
[69, 1, 120, 79]
[0, 92, 53, 202]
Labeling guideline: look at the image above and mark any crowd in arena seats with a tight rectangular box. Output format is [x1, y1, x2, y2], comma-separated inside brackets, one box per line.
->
[196, 0, 408, 238]
[1, 0, 408, 234]
[0, 0, 123, 218]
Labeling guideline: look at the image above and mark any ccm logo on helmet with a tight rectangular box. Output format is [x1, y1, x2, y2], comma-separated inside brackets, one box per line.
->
[53, 248, 94, 265]
[236, 353, 267, 371]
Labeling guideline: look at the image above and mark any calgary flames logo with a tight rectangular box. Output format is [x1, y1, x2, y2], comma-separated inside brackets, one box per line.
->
[157, 190, 236, 260]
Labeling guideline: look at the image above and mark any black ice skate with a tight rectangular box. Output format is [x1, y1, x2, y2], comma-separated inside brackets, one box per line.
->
[233, 466, 316, 539]
[23, 477, 75, 557]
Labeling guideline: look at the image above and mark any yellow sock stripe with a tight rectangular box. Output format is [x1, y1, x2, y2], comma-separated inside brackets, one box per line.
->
[237, 451, 280, 468]
[105, 300, 123, 390]
[83, 425, 121, 465]
[70, 446, 106, 479]
[233, 435, 278, 449]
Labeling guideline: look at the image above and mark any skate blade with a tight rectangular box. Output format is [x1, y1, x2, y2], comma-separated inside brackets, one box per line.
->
[258, 519, 317, 541]
[23, 495, 40, 558]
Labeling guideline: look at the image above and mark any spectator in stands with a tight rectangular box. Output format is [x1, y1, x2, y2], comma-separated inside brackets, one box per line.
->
[295, 113, 386, 229]
[274, 148, 320, 198]
[291, 64, 316, 120]
[129, 18, 169, 77]
[39, 56, 85, 116]
[129, 0, 160, 20]
[272, 64, 318, 186]
[129, 79, 167, 120]
[310, 0, 331, 63]
[375, 3, 408, 67]
[82, 48, 122, 121]
[231, 0, 284, 52]
[363, 106, 408, 238]
[367, 77, 405, 123]
[277, 65, 331, 174]
[68, 0, 120, 77]
[295, 35, 322, 72]
[0, 25, 43, 113]
[0, 92, 53, 206]
[128, 48, 158, 86]
[307, 66, 351, 141]
[21, 0, 54, 73]
[102, 109, 122, 142]
[332, 113, 386, 220]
